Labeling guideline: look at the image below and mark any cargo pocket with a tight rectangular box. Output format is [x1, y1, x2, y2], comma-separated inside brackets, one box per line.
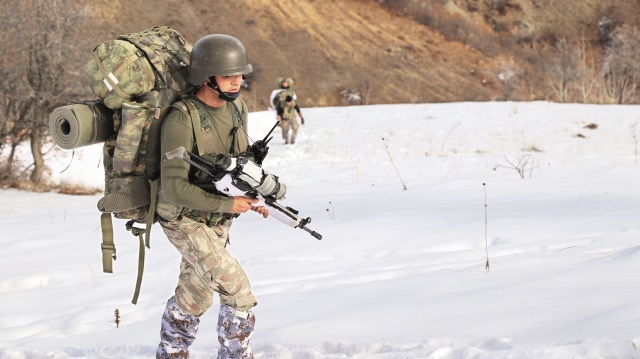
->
[113, 101, 148, 174]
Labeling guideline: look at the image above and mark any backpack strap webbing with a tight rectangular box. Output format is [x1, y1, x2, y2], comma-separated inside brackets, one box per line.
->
[175, 97, 248, 156]
[193, 100, 226, 155]
[100, 212, 116, 273]
[144, 178, 159, 249]
[98, 177, 151, 304]
[182, 99, 206, 156]
[230, 100, 248, 155]
[125, 220, 146, 305]
[131, 176, 159, 305]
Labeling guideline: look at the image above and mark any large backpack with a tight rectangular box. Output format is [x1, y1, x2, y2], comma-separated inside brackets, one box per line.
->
[271, 89, 284, 109]
[87, 26, 194, 304]
[271, 77, 295, 110]
[272, 88, 296, 110]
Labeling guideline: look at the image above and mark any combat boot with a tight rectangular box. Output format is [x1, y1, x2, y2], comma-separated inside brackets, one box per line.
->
[157, 296, 200, 359]
[217, 304, 255, 358]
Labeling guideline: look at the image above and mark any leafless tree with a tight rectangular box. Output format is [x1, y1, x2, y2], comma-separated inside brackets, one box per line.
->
[0, 0, 88, 185]
[602, 24, 640, 104]
[574, 36, 604, 103]
[547, 38, 580, 103]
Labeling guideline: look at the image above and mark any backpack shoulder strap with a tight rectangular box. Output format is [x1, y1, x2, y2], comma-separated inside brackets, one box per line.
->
[174, 98, 207, 156]
[231, 98, 246, 122]
[230, 99, 249, 154]
[173, 97, 242, 156]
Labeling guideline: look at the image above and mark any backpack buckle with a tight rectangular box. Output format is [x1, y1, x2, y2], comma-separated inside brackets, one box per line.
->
[125, 220, 146, 237]
[101, 243, 117, 260]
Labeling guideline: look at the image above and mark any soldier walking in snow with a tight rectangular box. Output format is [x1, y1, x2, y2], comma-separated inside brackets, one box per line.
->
[271, 77, 304, 144]
[155, 34, 268, 358]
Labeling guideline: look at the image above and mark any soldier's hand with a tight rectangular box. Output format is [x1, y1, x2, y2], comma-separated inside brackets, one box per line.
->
[251, 205, 269, 218]
[231, 197, 259, 213]
[301, 117, 305, 125]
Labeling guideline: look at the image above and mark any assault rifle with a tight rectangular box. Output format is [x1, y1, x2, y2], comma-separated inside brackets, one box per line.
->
[164, 146, 322, 240]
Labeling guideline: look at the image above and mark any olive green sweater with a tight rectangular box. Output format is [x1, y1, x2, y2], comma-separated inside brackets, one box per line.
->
[159, 98, 248, 215]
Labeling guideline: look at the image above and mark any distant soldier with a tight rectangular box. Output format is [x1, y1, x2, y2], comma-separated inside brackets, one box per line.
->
[269, 77, 297, 111]
[271, 77, 304, 144]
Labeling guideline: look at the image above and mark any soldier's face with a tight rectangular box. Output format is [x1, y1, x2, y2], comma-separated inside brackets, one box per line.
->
[216, 75, 242, 92]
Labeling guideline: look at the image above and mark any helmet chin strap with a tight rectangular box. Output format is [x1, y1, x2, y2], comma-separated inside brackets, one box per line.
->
[207, 77, 240, 102]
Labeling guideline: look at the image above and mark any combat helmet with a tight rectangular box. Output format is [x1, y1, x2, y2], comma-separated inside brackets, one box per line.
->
[188, 34, 253, 85]
[280, 77, 294, 89]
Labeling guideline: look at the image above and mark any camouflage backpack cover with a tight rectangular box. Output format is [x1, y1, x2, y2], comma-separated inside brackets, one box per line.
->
[86, 26, 194, 303]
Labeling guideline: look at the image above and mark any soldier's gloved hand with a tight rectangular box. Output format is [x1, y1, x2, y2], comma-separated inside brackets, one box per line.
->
[301, 117, 305, 125]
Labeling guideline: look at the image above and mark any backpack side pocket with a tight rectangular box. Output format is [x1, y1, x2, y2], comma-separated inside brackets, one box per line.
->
[114, 102, 148, 174]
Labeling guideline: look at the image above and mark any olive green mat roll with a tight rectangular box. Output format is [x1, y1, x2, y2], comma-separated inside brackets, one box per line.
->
[49, 101, 114, 150]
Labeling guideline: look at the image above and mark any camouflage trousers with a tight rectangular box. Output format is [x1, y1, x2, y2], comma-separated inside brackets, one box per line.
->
[160, 217, 257, 315]
[156, 298, 255, 358]
[217, 303, 255, 358]
[156, 217, 257, 358]
[280, 118, 299, 144]
[157, 296, 199, 358]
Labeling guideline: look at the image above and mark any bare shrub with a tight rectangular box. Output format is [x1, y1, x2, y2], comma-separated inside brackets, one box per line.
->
[547, 38, 580, 102]
[602, 24, 640, 104]
[541, 34, 616, 104]
[493, 154, 536, 178]
[57, 181, 103, 196]
[0, 0, 89, 185]
[0, 155, 23, 188]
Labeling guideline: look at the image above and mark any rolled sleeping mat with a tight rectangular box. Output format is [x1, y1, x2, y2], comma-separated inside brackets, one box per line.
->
[49, 101, 115, 150]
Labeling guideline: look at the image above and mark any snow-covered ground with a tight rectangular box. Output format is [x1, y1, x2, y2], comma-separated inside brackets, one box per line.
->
[1, 101, 640, 358]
